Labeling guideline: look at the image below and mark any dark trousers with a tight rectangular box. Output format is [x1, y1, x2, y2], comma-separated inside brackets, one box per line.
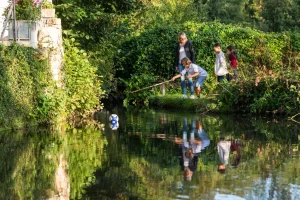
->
[218, 74, 232, 82]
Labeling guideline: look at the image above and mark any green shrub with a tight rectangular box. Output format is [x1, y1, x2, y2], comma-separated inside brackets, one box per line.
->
[217, 78, 300, 114]
[63, 38, 104, 118]
[116, 21, 300, 112]
[122, 73, 158, 107]
[0, 43, 59, 127]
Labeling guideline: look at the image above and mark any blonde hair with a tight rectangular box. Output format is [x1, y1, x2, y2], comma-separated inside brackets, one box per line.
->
[181, 57, 192, 65]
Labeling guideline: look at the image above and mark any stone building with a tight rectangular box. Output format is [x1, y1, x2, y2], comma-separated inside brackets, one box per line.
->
[0, 0, 63, 87]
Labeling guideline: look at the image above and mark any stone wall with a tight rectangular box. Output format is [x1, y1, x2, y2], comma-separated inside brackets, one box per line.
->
[38, 8, 64, 87]
[0, 0, 63, 87]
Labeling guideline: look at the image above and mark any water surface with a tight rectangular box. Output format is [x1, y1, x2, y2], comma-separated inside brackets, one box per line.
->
[89, 109, 300, 200]
[0, 108, 299, 200]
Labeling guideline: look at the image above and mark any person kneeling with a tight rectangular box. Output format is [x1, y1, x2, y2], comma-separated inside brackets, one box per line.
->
[171, 57, 207, 99]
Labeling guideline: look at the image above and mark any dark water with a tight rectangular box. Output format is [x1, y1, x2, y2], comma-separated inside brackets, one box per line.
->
[1, 109, 299, 200]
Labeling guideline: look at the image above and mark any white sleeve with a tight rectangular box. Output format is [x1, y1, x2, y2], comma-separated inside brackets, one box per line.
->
[193, 64, 199, 73]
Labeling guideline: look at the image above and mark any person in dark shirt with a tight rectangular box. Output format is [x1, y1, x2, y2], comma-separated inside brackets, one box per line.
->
[174, 32, 196, 99]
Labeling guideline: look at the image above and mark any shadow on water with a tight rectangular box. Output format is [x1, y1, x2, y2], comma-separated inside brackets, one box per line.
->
[1, 108, 299, 200]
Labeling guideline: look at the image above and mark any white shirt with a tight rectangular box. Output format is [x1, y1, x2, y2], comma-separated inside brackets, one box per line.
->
[179, 46, 186, 63]
[182, 132, 201, 167]
[181, 63, 208, 77]
[217, 141, 231, 165]
[215, 51, 228, 76]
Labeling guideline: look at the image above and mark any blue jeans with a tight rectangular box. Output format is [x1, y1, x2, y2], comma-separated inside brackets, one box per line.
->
[179, 64, 193, 95]
[182, 119, 196, 150]
[194, 76, 207, 87]
[183, 118, 195, 133]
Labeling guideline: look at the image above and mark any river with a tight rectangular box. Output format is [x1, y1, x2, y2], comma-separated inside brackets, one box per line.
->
[1, 108, 299, 200]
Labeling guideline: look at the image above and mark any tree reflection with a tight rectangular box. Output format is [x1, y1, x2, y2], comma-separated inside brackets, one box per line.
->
[0, 120, 107, 200]
[85, 109, 300, 199]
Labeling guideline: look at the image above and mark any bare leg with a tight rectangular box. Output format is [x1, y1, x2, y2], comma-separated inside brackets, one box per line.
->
[195, 87, 201, 97]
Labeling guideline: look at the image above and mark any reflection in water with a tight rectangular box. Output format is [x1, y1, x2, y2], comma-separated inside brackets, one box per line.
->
[88, 109, 300, 200]
[176, 118, 210, 182]
[217, 137, 242, 173]
[0, 122, 107, 200]
[1, 109, 299, 199]
[50, 154, 70, 200]
[217, 137, 231, 173]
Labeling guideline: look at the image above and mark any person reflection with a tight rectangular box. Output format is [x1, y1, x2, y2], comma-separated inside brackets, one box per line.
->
[217, 136, 241, 173]
[175, 118, 210, 181]
[230, 139, 241, 168]
[217, 136, 231, 173]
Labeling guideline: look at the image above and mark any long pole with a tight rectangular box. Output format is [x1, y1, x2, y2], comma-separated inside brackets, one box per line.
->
[218, 83, 234, 96]
[131, 80, 171, 93]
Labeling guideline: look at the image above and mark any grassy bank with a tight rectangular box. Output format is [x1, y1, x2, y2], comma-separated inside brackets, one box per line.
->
[149, 94, 219, 113]
[149, 75, 300, 116]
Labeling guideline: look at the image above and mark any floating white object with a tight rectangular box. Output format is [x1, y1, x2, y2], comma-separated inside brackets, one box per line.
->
[109, 114, 119, 123]
[110, 122, 119, 130]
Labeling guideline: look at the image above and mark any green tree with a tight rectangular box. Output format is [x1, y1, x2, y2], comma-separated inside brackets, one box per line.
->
[262, 0, 295, 31]
[206, 0, 248, 24]
[245, 0, 264, 29]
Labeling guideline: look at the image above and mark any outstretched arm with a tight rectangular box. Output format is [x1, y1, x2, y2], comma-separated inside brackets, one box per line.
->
[187, 72, 199, 79]
[171, 74, 182, 81]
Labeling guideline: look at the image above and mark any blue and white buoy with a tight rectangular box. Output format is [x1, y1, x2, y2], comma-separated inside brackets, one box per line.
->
[109, 114, 119, 130]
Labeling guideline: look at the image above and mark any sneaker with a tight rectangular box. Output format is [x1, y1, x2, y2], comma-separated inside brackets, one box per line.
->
[182, 94, 187, 99]
[190, 95, 195, 99]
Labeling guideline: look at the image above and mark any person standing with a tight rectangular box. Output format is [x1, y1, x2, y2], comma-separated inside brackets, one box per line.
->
[175, 32, 195, 99]
[226, 45, 238, 79]
[213, 43, 229, 82]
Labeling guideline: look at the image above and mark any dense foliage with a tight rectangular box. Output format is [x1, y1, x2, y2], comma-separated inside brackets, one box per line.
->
[0, 40, 104, 128]
[0, 120, 107, 199]
[63, 38, 104, 118]
[0, 44, 61, 127]
[53, 0, 300, 114]
[116, 22, 300, 113]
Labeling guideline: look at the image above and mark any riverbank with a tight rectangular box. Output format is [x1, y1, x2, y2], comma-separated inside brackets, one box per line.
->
[149, 94, 220, 113]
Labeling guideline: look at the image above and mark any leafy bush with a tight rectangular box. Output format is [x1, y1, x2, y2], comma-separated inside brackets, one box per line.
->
[16, 0, 41, 21]
[63, 38, 104, 118]
[116, 21, 300, 112]
[121, 74, 158, 107]
[0, 43, 60, 127]
[217, 77, 300, 114]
